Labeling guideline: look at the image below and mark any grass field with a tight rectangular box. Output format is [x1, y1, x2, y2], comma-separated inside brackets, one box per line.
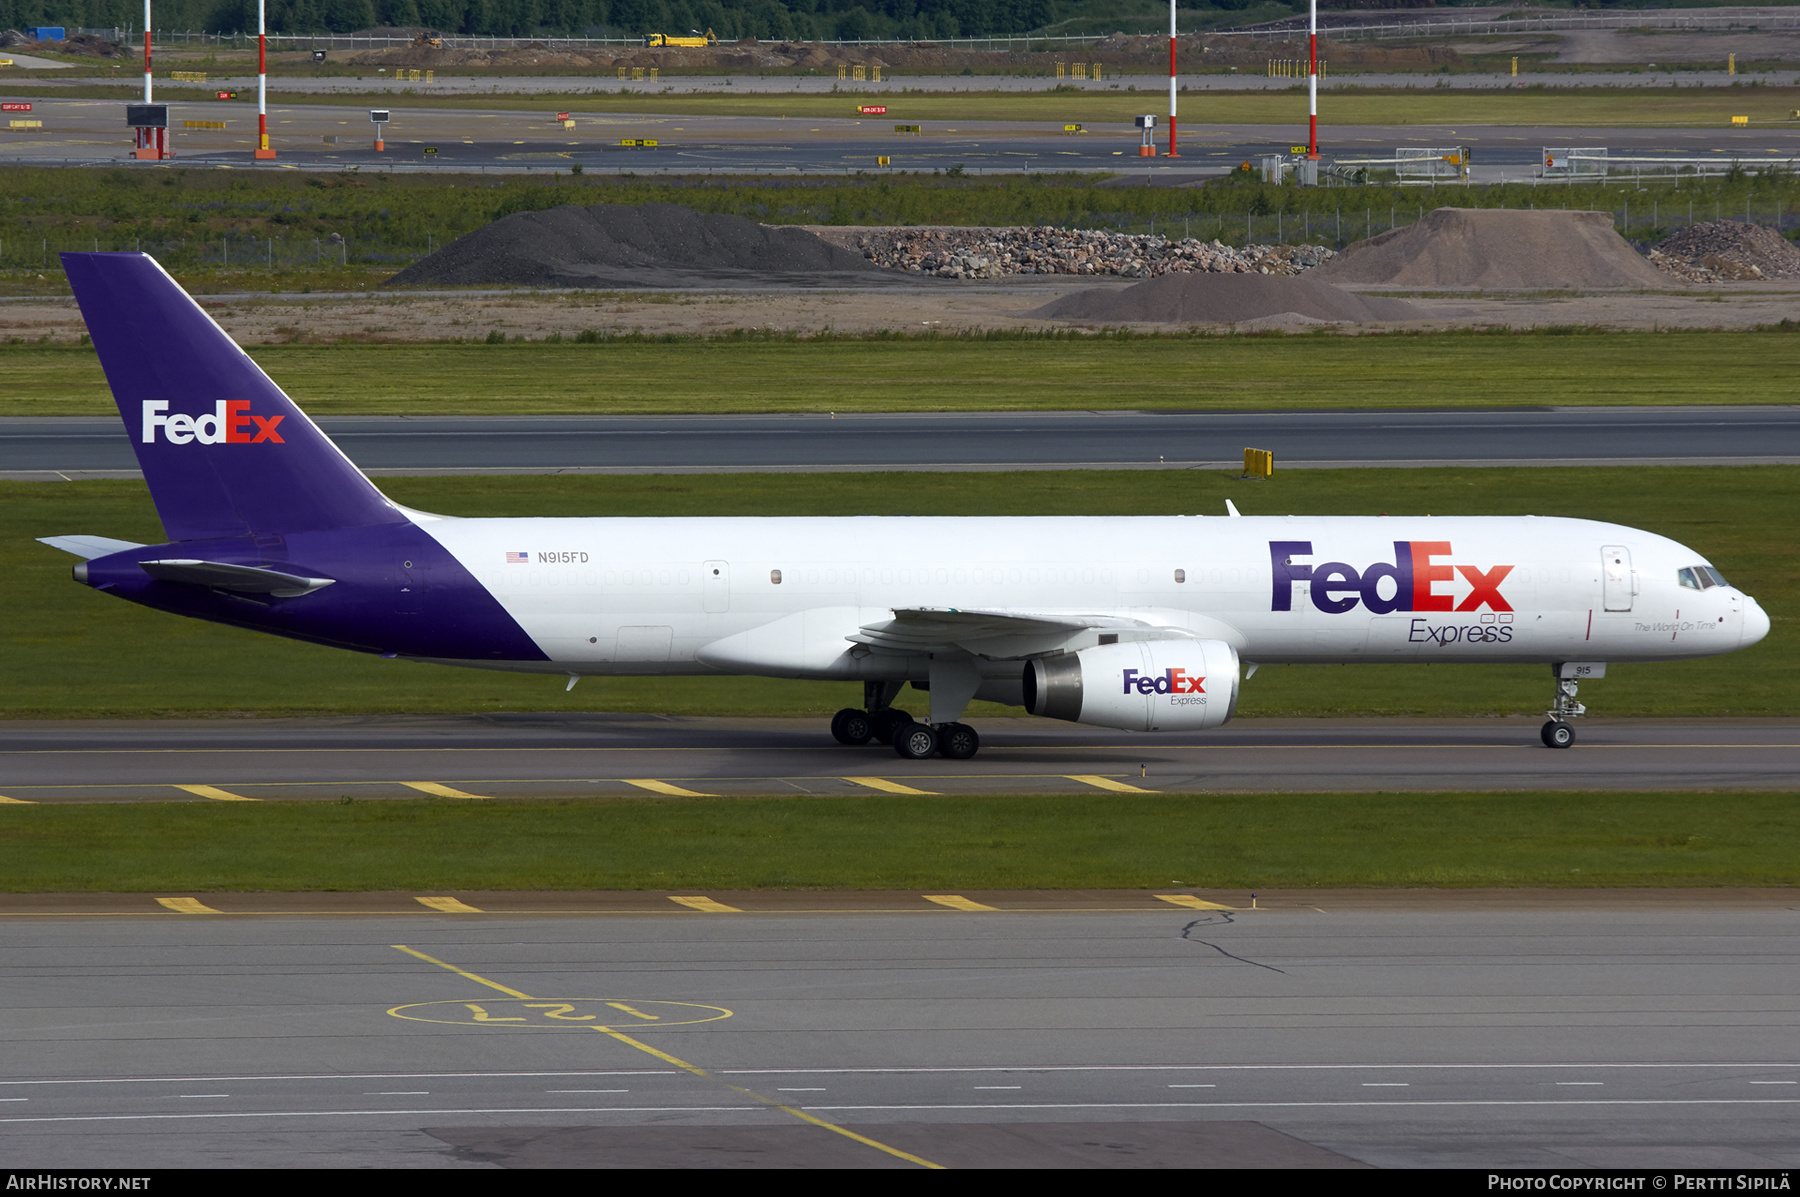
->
[2, 791, 1794, 892]
[8, 466, 1792, 720]
[8, 329, 1800, 417]
[8, 81, 1800, 128]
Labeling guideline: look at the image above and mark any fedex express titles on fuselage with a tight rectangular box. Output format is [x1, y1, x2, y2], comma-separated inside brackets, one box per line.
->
[41, 253, 1770, 762]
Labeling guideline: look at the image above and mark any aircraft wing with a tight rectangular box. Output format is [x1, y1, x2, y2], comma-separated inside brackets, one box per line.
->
[851, 606, 1189, 658]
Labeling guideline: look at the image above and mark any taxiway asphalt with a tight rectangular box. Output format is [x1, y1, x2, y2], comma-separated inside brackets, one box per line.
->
[7, 407, 1799, 479]
[5, 95, 1796, 177]
[2, 715, 1795, 802]
[3, 905, 1798, 1167]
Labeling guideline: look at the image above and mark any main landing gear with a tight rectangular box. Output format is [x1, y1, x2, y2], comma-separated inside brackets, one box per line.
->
[1541, 665, 1587, 750]
[830, 681, 981, 760]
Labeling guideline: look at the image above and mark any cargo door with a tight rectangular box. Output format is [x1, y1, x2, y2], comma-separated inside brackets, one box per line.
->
[1602, 545, 1634, 612]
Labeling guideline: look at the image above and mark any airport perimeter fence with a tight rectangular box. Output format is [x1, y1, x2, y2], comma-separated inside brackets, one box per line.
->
[106, 29, 1114, 52]
[1218, 10, 1800, 42]
[1050, 197, 1795, 252]
[90, 11, 1800, 51]
[0, 232, 432, 276]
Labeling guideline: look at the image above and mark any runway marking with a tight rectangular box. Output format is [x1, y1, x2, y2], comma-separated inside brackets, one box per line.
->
[9, 1063, 1796, 1088]
[845, 776, 938, 795]
[402, 781, 490, 799]
[1156, 895, 1235, 911]
[623, 779, 718, 797]
[924, 895, 998, 912]
[415, 896, 483, 914]
[155, 897, 222, 915]
[0, 793, 31, 803]
[175, 784, 257, 802]
[14, 1096, 1800, 1128]
[11, 742, 1798, 760]
[392, 945, 532, 999]
[668, 895, 741, 913]
[389, 999, 728, 1028]
[389, 946, 942, 1170]
[1067, 774, 1157, 793]
[802, 1099, 1800, 1114]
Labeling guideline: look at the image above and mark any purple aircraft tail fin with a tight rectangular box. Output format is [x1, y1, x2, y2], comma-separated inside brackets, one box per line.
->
[62, 253, 404, 542]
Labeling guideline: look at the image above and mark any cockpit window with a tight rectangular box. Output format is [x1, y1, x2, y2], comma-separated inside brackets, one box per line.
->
[1678, 568, 1701, 590]
[1679, 566, 1728, 591]
[1702, 566, 1728, 589]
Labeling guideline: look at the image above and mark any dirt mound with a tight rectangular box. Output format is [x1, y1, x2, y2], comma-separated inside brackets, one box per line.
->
[52, 32, 122, 57]
[385, 202, 886, 290]
[1315, 208, 1671, 289]
[1030, 273, 1423, 325]
[1649, 220, 1800, 281]
[0, 29, 119, 55]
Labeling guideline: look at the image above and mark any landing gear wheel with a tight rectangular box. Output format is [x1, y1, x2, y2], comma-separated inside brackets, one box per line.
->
[936, 722, 979, 760]
[870, 708, 912, 745]
[893, 721, 938, 760]
[831, 708, 873, 746]
[1541, 720, 1576, 749]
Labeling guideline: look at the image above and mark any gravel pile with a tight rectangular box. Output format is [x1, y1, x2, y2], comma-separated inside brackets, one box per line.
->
[1316, 208, 1671, 289]
[1031, 273, 1424, 326]
[847, 227, 1337, 280]
[386, 202, 884, 289]
[1647, 220, 1800, 282]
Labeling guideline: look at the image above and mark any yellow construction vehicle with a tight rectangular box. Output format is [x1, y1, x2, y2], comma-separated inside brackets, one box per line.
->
[645, 29, 716, 47]
[412, 31, 444, 48]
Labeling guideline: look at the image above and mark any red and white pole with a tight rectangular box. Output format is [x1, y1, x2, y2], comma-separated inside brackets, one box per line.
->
[254, 0, 274, 158]
[1167, 0, 1179, 157]
[1307, 0, 1318, 156]
[142, 0, 151, 102]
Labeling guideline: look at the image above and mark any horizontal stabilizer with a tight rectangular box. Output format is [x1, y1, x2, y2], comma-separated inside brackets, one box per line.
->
[37, 535, 146, 560]
[139, 558, 336, 598]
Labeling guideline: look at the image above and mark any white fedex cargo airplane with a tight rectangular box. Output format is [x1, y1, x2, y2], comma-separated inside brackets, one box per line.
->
[42, 254, 1771, 760]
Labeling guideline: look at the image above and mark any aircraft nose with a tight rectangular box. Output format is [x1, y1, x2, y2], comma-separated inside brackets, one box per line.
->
[1741, 595, 1771, 649]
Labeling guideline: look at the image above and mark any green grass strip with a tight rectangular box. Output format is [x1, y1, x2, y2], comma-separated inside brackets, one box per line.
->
[9, 466, 1793, 719]
[3, 792, 1795, 892]
[8, 331, 1800, 416]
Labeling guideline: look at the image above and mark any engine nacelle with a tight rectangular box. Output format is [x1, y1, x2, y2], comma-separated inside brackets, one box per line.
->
[1022, 639, 1240, 732]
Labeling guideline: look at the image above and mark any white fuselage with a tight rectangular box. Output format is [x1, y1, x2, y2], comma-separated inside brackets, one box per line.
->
[412, 512, 1767, 682]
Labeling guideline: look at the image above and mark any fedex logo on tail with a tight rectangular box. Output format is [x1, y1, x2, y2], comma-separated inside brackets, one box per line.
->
[1270, 541, 1513, 614]
[141, 400, 285, 445]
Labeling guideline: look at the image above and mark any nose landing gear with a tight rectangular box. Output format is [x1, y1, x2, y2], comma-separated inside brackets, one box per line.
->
[1541, 664, 1590, 749]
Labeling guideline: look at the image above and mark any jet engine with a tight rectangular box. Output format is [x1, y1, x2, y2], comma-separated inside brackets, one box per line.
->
[1022, 639, 1240, 732]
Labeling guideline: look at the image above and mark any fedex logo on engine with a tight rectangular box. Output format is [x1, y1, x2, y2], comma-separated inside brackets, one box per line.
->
[141, 400, 285, 445]
[1122, 668, 1205, 696]
[1270, 540, 1513, 614]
